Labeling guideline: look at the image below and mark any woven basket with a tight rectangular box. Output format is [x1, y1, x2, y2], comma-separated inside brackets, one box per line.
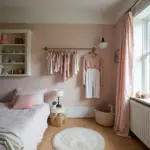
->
[50, 113, 66, 127]
[94, 108, 115, 127]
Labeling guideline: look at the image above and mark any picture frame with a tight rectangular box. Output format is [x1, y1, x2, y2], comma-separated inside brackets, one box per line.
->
[114, 49, 120, 63]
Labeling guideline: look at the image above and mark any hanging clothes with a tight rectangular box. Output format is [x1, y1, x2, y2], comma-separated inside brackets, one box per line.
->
[63, 52, 67, 81]
[86, 68, 100, 98]
[72, 52, 79, 76]
[47, 51, 53, 75]
[54, 52, 61, 73]
[60, 52, 64, 75]
[46, 50, 79, 81]
[67, 52, 70, 77]
[83, 53, 103, 98]
[47, 52, 51, 74]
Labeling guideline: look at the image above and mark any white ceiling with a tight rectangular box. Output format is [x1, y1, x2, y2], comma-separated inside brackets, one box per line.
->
[0, 0, 137, 24]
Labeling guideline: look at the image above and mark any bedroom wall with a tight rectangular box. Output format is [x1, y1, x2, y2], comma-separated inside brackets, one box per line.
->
[0, 24, 116, 117]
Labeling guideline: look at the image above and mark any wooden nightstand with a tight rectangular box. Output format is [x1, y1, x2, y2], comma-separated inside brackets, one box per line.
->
[51, 106, 65, 115]
[49, 106, 66, 127]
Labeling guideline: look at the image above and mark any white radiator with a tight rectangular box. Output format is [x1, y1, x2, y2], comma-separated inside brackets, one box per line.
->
[130, 99, 150, 148]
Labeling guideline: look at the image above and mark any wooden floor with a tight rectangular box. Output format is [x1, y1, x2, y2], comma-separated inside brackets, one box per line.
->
[38, 119, 146, 150]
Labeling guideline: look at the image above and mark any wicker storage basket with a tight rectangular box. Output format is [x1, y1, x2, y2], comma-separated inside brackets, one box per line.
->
[50, 113, 66, 127]
[94, 108, 115, 127]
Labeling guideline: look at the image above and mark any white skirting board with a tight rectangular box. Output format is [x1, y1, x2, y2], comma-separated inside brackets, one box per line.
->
[65, 107, 95, 118]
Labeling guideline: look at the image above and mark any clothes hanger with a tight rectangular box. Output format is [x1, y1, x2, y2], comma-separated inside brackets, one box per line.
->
[89, 47, 97, 55]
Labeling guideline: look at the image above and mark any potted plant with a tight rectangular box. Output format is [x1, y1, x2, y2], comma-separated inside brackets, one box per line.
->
[52, 101, 57, 108]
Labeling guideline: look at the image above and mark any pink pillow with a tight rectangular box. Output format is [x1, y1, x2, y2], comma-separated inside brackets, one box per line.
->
[13, 95, 34, 109]
[18, 89, 46, 106]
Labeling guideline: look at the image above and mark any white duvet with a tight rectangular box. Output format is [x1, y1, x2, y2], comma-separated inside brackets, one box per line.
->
[0, 103, 49, 150]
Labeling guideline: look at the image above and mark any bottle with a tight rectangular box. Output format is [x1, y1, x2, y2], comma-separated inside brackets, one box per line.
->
[136, 91, 141, 98]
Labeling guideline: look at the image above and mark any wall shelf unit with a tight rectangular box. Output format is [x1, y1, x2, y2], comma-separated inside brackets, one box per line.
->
[0, 29, 31, 76]
[0, 74, 30, 77]
[0, 44, 25, 46]
[0, 53, 25, 55]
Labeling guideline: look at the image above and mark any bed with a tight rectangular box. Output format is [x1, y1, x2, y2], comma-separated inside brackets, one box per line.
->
[0, 102, 49, 150]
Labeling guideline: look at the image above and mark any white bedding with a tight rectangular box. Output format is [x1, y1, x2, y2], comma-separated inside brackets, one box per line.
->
[0, 103, 49, 150]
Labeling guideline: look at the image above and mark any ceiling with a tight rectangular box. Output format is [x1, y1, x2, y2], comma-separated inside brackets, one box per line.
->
[0, 0, 137, 24]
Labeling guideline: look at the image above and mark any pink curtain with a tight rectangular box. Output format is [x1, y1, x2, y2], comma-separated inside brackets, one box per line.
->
[114, 12, 134, 137]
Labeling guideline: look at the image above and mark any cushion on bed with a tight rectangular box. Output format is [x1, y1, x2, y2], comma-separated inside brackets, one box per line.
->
[13, 95, 34, 109]
[16, 88, 47, 106]
[32, 92, 45, 105]
[0, 89, 19, 103]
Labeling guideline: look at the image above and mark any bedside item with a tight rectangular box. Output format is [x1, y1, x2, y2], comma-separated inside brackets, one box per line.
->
[55, 89, 64, 108]
[51, 105, 65, 114]
[50, 113, 66, 127]
[52, 101, 57, 108]
[0, 33, 8, 44]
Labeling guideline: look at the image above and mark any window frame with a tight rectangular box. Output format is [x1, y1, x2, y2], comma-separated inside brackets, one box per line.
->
[141, 17, 150, 93]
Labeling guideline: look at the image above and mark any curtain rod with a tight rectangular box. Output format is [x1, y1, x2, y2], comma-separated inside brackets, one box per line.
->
[125, 0, 141, 14]
[43, 47, 96, 51]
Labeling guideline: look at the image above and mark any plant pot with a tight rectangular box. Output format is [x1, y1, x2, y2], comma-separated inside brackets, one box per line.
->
[52, 105, 56, 109]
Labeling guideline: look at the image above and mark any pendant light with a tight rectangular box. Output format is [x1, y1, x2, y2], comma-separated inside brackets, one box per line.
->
[99, 26, 108, 49]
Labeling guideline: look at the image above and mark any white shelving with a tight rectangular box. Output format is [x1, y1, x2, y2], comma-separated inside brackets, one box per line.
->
[0, 29, 31, 77]
[0, 63, 25, 65]
[0, 74, 31, 77]
[0, 53, 25, 55]
[0, 44, 25, 46]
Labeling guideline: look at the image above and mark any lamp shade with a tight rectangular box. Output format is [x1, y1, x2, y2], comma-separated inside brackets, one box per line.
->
[99, 38, 108, 49]
[56, 90, 64, 97]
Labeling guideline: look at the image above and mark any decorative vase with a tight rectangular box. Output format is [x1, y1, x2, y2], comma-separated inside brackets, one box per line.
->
[0, 65, 4, 74]
[52, 105, 56, 109]
[0, 33, 8, 44]
[0, 55, 2, 63]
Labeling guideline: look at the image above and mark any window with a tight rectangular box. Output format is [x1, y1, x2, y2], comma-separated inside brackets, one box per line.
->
[134, 14, 150, 93]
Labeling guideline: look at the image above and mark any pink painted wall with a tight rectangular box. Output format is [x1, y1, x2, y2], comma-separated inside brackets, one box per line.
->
[0, 24, 116, 107]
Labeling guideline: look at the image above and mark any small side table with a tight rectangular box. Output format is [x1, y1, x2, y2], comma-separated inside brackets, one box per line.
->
[49, 106, 66, 127]
[51, 106, 65, 115]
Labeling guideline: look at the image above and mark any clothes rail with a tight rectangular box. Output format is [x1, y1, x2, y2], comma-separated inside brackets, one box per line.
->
[44, 47, 96, 51]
